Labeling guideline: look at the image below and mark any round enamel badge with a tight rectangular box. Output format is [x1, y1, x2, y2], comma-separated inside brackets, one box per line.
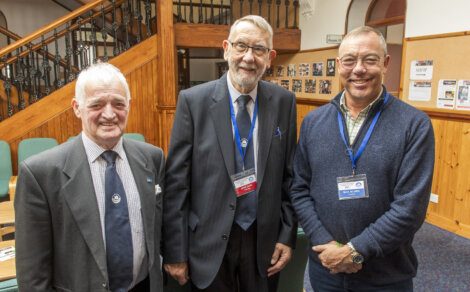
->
[112, 193, 121, 204]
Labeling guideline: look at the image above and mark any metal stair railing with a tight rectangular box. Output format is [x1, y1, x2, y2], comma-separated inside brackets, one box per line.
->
[0, 0, 156, 121]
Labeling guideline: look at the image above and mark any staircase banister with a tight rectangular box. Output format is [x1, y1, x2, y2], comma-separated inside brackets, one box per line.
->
[0, 26, 79, 73]
[0, 26, 21, 41]
[0, 0, 105, 57]
[0, 0, 126, 69]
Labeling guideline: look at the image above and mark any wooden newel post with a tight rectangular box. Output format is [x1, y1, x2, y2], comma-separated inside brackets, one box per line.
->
[156, 0, 178, 153]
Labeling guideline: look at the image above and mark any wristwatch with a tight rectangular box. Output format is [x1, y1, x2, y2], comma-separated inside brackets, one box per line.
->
[347, 242, 364, 264]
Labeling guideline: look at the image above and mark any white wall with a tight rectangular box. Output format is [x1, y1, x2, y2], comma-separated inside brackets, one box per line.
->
[0, 0, 68, 37]
[299, 0, 351, 50]
[406, 0, 470, 37]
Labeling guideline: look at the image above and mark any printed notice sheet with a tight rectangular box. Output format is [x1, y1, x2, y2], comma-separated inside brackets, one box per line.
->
[456, 80, 470, 110]
[410, 60, 433, 80]
[0, 246, 15, 262]
[409, 81, 432, 101]
[437, 79, 457, 109]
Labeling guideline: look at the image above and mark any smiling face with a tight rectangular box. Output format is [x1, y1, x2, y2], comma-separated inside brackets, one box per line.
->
[223, 21, 276, 93]
[72, 81, 129, 149]
[337, 32, 390, 106]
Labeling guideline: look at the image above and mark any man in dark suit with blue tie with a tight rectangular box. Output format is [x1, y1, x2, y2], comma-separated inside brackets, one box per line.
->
[15, 62, 165, 291]
[163, 15, 297, 292]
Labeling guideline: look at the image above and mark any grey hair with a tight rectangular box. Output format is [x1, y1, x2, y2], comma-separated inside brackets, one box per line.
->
[228, 15, 273, 49]
[340, 26, 388, 55]
[74, 62, 131, 106]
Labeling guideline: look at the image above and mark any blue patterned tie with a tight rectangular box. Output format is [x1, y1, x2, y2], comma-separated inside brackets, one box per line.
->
[234, 95, 257, 230]
[102, 150, 133, 292]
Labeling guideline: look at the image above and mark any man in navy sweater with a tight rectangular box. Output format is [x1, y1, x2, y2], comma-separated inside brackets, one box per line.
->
[289, 26, 435, 291]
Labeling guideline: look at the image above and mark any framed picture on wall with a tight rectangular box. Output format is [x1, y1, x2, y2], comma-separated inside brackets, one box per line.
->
[276, 65, 285, 77]
[299, 63, 310, 76]
[280, 80, 290, 90]
[313, 62, 323, 76]
[287, 64, 296, 77]
[320, 80, 332, 94]
[305, 79, 316, 93]
[292, 79, 302, 93]
[327, 59, 336, 76]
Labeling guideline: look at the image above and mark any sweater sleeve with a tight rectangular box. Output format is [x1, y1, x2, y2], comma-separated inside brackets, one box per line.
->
[350, 114, 435, 260]
[289, 115, 335, 246]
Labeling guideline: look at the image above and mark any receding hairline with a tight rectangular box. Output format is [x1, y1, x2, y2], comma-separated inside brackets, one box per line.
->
[339, 26, 388, 56]
[228, 15, 273, 48]
[74, 62, 131, 106]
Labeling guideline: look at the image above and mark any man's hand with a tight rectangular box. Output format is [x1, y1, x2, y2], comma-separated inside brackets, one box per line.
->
[164, 262, 189, 285]
[267, 243, 292, 277]
[313, 241, 362, 274]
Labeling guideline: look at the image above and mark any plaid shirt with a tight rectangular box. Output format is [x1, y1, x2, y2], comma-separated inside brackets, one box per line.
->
[339, 90, 382, 145]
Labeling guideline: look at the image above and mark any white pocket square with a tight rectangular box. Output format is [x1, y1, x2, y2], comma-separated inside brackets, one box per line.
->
[155, 184, 162, 195]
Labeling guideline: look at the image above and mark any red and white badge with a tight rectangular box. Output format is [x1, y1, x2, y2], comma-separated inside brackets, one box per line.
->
[230, 168, 257, 197]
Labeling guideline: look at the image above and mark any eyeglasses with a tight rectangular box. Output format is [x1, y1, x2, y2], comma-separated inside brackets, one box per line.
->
[339, 55, 382, 69]
[230, 41, 270, 56]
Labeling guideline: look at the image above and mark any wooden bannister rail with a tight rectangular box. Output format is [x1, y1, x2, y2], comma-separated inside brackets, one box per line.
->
[0, 27, 20, 42]
[0, 0, 127, 69]
[0, 26, 78, 74]
[0, 0, 105, 57]
[0, 0, 156, 121]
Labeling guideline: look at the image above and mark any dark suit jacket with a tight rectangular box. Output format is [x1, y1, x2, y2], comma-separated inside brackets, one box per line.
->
[15, 135, 165, 292]
[163, 74, 297, 289]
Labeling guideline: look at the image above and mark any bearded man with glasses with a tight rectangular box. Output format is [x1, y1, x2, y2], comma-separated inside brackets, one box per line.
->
[163, 15, 297, 292]
[289, 26, 435, 291]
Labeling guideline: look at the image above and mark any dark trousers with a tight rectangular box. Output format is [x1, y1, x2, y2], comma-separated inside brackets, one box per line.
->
[129, 275, 150, 292]
[192, 223, 279, 292]
[309, 259, 413, 292]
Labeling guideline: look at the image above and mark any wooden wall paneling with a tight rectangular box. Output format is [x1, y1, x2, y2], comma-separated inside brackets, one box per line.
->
[0, 35, 160, 175]
[156, 0, 177, 153]
[295, 103, 319, 138]
[174, 23, 300, 53]
[426, 117, 470, 238]
[454, 121, 470, 237]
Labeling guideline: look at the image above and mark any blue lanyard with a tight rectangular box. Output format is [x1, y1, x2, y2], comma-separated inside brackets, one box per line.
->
[229, 95, 258, 166]
[337, 93, 389, 175]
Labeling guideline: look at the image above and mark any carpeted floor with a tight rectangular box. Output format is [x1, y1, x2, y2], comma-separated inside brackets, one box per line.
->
[302, 222, 470, 291]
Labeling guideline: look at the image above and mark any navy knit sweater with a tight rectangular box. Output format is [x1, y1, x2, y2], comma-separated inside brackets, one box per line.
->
[290, 88, 435, 284]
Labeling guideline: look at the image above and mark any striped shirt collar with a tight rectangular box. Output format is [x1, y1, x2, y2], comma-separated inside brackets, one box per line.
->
[339, 88, 384, 116]
[81, 132, 125, 163]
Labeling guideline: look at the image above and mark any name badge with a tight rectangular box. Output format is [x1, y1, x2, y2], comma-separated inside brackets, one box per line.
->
[230, 168, 257, 197]
[337, 174, 369, 200]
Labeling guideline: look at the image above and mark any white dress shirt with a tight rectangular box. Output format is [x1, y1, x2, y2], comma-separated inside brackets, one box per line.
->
[81, 133, 146, 288]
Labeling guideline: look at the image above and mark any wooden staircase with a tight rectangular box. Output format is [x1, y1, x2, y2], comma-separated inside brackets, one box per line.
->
[0, 0, 300, 174]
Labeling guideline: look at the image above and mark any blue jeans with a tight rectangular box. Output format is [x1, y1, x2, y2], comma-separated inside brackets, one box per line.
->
[308, 259, 413, 292]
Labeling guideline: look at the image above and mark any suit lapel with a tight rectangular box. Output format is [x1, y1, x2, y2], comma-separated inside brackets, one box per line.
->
[123, 140, 157, 268]
[256, 82, 275, 190]
[210, 75, 236, 176]
[62, 136, 107, 280]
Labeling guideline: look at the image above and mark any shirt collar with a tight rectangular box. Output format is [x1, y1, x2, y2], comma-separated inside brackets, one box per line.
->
[227, 71, 258, 104]
[339, 88, 383, 115]
[81, 132, 125, 163]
